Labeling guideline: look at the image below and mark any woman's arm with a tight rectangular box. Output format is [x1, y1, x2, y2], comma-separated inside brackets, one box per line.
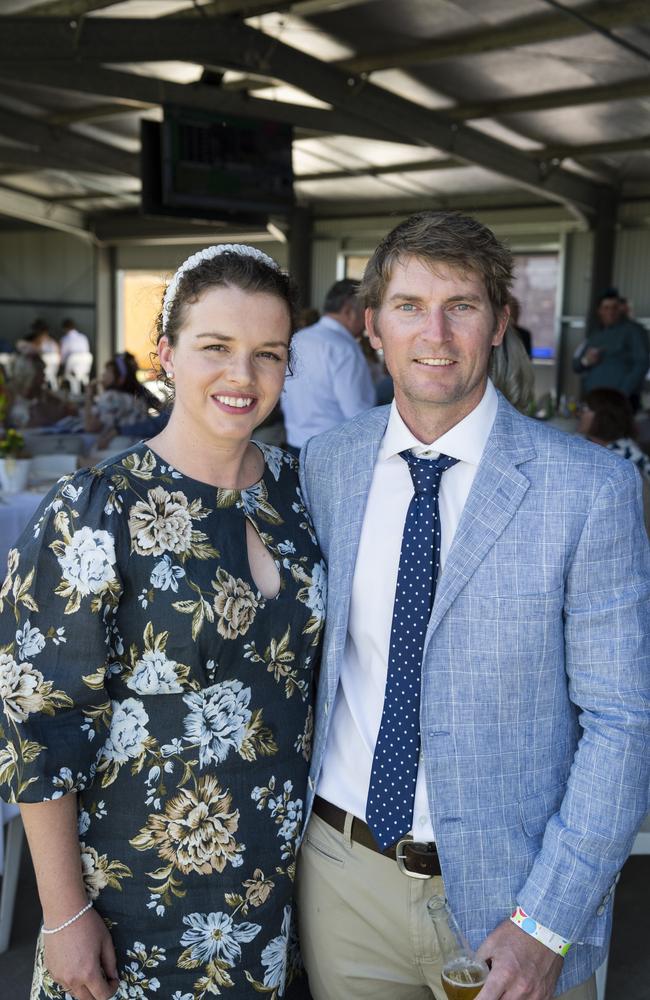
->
[21, 794, 119, 1000]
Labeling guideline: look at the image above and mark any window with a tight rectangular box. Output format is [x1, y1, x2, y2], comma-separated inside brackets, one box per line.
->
[119, 272, 167, 371]
[511, 254, 559, 361]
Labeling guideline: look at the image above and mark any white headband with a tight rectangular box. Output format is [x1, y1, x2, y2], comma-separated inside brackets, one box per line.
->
[161, 243, 281, 333]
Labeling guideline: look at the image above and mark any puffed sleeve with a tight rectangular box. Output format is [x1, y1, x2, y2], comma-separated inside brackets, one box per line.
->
[0, 468, 128, 803]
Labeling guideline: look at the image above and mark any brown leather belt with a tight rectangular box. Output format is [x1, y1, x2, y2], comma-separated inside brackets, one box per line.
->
[312, 795, 441, 878]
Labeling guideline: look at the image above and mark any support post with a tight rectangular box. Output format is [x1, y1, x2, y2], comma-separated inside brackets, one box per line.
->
[288, 207, 312, 314]
[587, 190, 618, 326]
[94, 244, 116, 373]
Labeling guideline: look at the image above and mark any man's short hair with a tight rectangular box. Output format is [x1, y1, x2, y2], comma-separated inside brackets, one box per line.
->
[360, 210, 513, 314]
[323, 279, 360, 314]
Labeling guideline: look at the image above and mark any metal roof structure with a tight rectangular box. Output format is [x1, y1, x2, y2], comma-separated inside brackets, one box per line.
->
[0, 0, 648, 243]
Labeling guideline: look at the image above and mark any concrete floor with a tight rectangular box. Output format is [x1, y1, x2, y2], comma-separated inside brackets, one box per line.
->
[1, 845, 648, 999]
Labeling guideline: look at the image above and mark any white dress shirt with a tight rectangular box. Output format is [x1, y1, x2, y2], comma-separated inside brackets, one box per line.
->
[281, 316, 376, 447]
[317, 381, 498, 841]
[60, 327, 90, 363]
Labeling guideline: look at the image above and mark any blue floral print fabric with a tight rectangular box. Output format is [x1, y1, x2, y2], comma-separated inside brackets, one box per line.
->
[0, 441, 325, 999]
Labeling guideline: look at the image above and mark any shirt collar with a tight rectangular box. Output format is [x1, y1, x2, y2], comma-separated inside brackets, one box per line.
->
[378, 380, 498, 466]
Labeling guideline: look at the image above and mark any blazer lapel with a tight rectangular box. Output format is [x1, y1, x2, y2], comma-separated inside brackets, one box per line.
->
[322, 408, 390, 699]
[426, 398, 536, 640]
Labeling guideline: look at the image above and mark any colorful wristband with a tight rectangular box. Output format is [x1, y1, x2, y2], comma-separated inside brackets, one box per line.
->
[510, 906, 572, 957]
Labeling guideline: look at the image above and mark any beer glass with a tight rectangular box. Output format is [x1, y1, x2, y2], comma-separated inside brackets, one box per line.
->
[427, 895, 489, 1000]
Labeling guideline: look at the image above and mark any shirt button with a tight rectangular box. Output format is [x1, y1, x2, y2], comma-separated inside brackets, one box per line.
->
[419, 816, 427, 827]
[324, 699, 329, 715]
[596, 905, 606, 916]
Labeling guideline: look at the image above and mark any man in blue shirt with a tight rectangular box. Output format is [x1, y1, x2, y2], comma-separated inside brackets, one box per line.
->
[281, 279, 376, 449]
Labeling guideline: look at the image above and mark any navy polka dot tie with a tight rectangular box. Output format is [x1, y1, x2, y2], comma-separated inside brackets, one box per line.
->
[366, 450, 459, 851]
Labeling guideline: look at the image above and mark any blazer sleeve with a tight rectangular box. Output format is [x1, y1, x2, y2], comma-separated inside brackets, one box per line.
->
[517, 460, 650, 943]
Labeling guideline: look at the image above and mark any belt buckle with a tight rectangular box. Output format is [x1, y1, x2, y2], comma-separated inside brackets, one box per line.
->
[395, 836, 433, 879]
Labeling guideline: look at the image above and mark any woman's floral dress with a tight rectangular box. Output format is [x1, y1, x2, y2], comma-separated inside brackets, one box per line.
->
[0, 442, 325, 1000]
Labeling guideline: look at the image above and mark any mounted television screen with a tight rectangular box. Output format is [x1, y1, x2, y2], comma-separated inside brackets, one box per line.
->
[141, 106, 293, 223]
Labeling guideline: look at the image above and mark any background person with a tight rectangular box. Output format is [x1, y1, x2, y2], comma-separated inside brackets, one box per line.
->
[577, 386, 650, 534]
[6, 353, 74, 427]
[296, 210, 650, 1000]
[59, 318, 91, 365]
[572, 288, 649, 409]
[281, 278, 376, 450]
[83, 351, 153, 433]
[489, 324, 535, 413]
[0, 244, 324, 1000]
[507, 294, 533, 358]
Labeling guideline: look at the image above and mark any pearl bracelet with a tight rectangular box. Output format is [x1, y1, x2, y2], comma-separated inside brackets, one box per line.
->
[42, 901, 93, 935]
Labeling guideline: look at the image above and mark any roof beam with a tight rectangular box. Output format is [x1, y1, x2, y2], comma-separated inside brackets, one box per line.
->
[298, 135, 650, 184]
[339, 0, 649, 73]
[0, 105, 139, 176]
[447, 74, 650, 121]
[20, 0, 123, 14]
[0, 143, 131, 175]
[298, 155, 462, 182]
[536, 134, 650, 161]
[170, 0, 373, 17]
[0, 17, 606, 214]
[0, 182, 90, 237]
[0, 62, 397, 143]
[45, 101, 153, 125]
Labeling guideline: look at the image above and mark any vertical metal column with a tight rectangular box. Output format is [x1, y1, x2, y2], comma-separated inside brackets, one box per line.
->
[94, 244, 116, 372]
[288, 206, 313, 313]
[587, 190, 618, 325]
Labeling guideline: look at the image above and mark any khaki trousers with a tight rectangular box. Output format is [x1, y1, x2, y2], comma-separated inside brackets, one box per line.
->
[296, 812, 597, 1000]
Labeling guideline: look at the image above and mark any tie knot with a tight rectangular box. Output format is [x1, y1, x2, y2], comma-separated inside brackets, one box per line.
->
[402, 450, 458, 495]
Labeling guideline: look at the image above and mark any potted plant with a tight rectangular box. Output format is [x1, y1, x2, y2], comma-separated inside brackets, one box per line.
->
[0, 428, 31, 494]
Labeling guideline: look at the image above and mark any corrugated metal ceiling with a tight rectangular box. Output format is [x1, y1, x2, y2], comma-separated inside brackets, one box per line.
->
[0, 0, 647, 238]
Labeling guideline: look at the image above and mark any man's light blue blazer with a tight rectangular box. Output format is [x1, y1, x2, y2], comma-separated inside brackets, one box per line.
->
[299, 392, 650, 994]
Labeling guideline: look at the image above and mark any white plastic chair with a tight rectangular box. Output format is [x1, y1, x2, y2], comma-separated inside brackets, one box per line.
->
[0, 353, 14, 377]
[0, 806, 23, 954]
[63, 351, 93, 395]
[41, 352, 60, 391]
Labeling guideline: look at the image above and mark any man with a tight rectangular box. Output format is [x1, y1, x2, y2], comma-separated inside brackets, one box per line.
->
[281, 278, 376, 449]
[59, 317, 91, 364]
[572, 289, 649, 409]
[297, 212, 650, 1000]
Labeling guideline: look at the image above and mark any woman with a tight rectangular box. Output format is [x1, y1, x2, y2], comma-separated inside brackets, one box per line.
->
[0, 245, 325, 999]
[83, 352, 153, 433]
[7, 353, 74, 427]
[577, 386, 650, 533]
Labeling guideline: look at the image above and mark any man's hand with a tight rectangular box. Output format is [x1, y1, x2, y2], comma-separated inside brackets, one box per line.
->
[43, 907, 120, 1000]
[582, 346, 602, 367]
[474, 919, 564, 1000]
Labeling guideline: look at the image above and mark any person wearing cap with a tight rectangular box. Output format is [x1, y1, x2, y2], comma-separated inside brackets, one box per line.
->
[573, 288, 649, 409]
